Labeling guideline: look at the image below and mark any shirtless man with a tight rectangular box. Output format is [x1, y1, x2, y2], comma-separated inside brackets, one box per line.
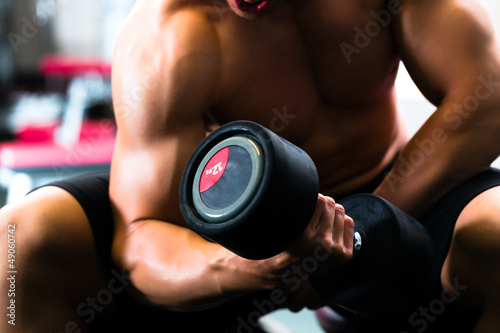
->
[2, 0, 500, 332]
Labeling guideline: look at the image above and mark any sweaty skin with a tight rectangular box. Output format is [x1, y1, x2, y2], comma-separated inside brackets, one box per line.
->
[110, 0, 500, 319]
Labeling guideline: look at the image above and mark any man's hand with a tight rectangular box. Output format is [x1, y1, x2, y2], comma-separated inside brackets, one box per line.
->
[290, 194, 355, 266]
[251, 195, 355, 306]
[281, 195, 354, 312]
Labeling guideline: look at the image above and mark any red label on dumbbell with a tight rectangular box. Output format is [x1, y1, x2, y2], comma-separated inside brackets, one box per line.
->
[199, 147, 229, 193]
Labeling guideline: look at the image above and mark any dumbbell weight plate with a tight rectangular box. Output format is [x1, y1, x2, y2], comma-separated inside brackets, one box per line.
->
[180, 121, 319, 260]
[191, 136, 265, 223]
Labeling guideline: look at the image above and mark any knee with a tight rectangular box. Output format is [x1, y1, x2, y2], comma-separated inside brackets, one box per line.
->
[0, 200, 51, 308]
[451, 187, 500, 260]
[0, 198, 53, 264]
[441, 211, 500, 306]
[0, 187, 90, 263]
[451, 214, 500, 268]
[0, 193, 101, 331]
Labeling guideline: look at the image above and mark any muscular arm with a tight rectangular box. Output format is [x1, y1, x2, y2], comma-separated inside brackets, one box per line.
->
[109, 7, 259, 309]
[374, 0, 500, 217]
[109, 4, 352, 311]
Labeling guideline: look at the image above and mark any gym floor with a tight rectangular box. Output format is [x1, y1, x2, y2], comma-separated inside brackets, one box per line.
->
[265, 308, 324, 333]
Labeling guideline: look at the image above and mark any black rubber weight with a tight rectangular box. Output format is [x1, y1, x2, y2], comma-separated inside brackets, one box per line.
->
[179, 121, 435, 322]
[309, 194, 434, 320]
[179, 121, 320, 259]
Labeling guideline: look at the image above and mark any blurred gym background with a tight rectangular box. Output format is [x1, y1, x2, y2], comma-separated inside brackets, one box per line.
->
[0, 0, 135, 205]
[0, 1, 499, 331]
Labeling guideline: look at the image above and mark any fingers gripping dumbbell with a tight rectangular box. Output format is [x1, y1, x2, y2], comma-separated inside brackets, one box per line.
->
[179, 121, 434, 320]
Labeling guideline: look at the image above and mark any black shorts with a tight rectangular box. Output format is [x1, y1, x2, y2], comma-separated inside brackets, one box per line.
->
[338, 167, 500, 332]
[40, 172, 272, 333]
[39, 167, 500, 332]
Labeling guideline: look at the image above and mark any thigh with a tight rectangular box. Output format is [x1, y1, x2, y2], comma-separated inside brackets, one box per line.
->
[441, 185, 500, 309]
[0, 186, 111, 332]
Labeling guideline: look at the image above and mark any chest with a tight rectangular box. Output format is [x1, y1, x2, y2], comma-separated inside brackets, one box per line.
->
[209, 0, 400, 140]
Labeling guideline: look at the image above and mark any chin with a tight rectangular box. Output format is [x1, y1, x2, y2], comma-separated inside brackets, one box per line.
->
[226, 0, 279, 19]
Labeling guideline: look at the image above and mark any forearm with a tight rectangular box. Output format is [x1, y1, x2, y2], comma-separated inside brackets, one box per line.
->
[116, 220, 294, 311]
[375, 87, 500, 217]
[382, 0, 500, 217]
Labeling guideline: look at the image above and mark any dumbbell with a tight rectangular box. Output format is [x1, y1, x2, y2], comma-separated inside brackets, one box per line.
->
[179, 120, 434, 320]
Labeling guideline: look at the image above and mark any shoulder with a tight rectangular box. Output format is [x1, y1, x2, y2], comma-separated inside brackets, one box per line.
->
[112, 0, 223, 119]
[115, 0, 222, 66]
